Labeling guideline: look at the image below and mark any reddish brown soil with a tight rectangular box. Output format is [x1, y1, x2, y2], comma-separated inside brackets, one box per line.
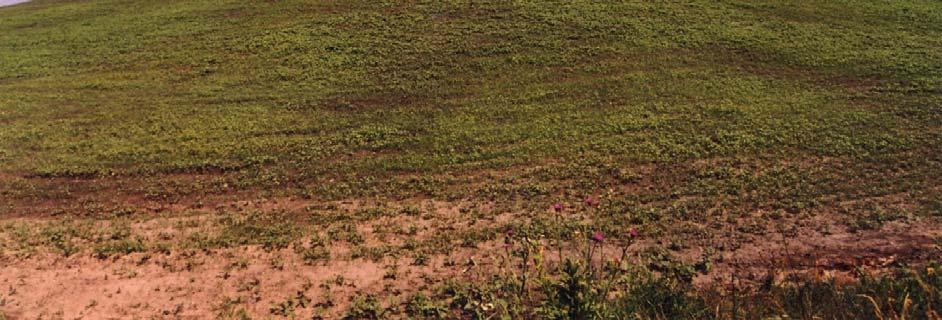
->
[1, 169, 940, 318]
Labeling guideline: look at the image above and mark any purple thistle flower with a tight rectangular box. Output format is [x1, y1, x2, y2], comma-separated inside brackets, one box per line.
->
[629, 228, 639, 238]
[506, 228, 514, 237]
[552, 203, 563, 212]
[584, 196, 598, 207]
[590, 231, 605, 243]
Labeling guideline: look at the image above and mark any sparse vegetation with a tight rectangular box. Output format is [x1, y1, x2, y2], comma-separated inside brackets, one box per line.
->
[1, 0, 940, 318]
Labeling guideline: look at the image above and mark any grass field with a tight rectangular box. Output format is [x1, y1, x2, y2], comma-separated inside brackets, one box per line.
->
[1, 0, 941, 318]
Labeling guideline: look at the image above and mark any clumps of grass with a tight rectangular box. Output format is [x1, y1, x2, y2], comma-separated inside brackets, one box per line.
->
[269, 290, 312, 317]
[644, 247, 701, 283]
[405, 293, 449, 318]
[399, 205, 422, 217]
[215, 211, 300, 250]
[467, 223, 705, 319]
[476, 180, 552, 200]
[297, 234, 331, 266]
[352, 245, 394, 262]
[847, 206, 909, 232]
[411, 251, 430, 266]
[93, 236, 146, 258]
[344, 295, 386, 319]
[38, 222, 85, 256]
[399, 200, 942, 319]
[921, 199, 942, 217]
[726, 265, 942, 319]
[215, 296, 251, 320]
[2, 218, 154, 258]
[433, 228, 942, 319]
[327, 223, 364, 245]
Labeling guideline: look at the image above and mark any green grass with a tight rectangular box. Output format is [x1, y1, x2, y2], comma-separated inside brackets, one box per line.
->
[1, 1, 940, 224]
[2, 1, 939, 181]
[432, 255, 942, 319]
[2, 0, 941, 318]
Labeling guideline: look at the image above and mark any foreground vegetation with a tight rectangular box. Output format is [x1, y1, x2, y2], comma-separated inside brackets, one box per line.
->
[1, 0, 940, 318]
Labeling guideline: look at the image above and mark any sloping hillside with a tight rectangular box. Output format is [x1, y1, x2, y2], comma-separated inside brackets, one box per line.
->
[1, 1, 940, 318]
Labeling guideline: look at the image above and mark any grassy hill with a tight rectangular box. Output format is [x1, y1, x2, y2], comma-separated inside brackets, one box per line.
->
[1, 1, 940, 318]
